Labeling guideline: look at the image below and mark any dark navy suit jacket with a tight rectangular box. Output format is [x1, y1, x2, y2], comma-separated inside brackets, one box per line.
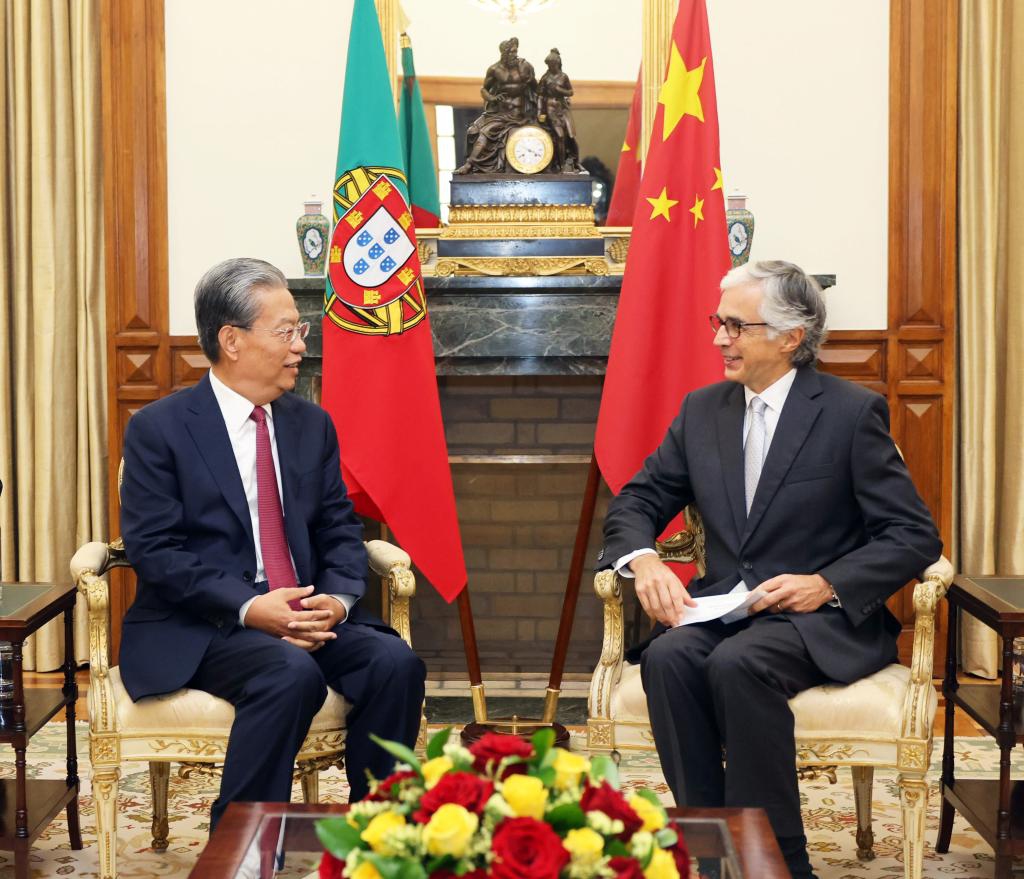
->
[601, 367, 943, 684]
[119, 373, 386, 701]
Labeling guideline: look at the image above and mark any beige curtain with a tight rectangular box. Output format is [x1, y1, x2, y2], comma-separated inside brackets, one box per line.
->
[0, 0, 105, 669]
[958, 0, 1024, 677]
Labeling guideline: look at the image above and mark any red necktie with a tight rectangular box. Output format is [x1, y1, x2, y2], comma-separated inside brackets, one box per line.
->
[249, 407, 301, 610]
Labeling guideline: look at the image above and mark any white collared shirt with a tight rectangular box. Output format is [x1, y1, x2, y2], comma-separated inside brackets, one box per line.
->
[614, 368, 798, 577]
[208, 370, 354, 624]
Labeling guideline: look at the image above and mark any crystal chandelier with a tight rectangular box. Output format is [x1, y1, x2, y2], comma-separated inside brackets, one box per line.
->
[471, 0, 557, 24]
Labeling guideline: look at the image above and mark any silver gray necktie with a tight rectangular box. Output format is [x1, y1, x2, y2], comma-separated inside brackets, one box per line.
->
[744, 396, 767, 514]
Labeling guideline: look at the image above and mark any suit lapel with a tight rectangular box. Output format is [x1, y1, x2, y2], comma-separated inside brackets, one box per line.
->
[715, 383, 748, 542]
[741, 367, 823, 546]
[270, 394, 307, 583]
[184, 374, 254, 546]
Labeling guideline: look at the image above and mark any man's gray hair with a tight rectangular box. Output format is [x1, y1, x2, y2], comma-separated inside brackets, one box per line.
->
[720, 260, 827, 367]
[194, 258, 287, 363]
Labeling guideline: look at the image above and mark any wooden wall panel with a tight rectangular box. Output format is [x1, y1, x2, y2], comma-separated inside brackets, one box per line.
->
[101, 0, 169, 657]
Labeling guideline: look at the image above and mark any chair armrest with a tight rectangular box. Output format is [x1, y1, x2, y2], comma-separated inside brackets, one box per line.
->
[69, 539, 131, 736]
[589, 570, 627, 721]
[900, 554, 954, 740]
[365, 539, 416, 648]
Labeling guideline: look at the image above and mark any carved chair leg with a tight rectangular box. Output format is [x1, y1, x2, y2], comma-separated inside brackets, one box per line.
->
[416, 709, 428, 753]
[149, 761, 171, 851]
[298, 760, 319, 803]
[898, 773, 929, 879]
[92, 766, 120, 879]
[850, 765, 875, 860]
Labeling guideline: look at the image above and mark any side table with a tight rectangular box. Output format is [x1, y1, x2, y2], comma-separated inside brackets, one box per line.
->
[0, 583, 82, 879]
[937, 575, 1024, 879]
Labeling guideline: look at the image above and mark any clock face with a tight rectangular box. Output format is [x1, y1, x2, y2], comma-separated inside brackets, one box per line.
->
[728, 221, 749, 255]
[505, 125, 553, 174]
[303, 227, 324, 259]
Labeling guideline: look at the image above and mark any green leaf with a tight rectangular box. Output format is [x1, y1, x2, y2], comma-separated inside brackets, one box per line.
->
[655, 827, 679, 849]
[427, 726, 452, 761]
[531, 727, 555, 763]
[370, 733, 423, 775]
[362, 852, 429, 879]
[632, 789, 665, 812]
[531, 765, 556, 788]
[589, 754, 619, 788]
[315, 817, 364, 859]
[606, 839, 630, 858]
[545, 802, 587, 832]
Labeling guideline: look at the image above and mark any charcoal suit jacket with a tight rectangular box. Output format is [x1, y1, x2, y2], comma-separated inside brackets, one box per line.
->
[118, 373, 389, 701]
[600, 366, 942, 683]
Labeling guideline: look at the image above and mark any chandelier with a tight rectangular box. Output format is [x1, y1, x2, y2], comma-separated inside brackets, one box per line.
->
[471, 0, 557, 23]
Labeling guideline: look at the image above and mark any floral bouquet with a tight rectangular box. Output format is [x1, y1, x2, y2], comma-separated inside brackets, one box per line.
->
[316, 727, 689, 879]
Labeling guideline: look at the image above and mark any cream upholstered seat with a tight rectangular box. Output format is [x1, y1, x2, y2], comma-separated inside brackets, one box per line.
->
[587, 506, 954, 879]
[70, 536, 419, 879]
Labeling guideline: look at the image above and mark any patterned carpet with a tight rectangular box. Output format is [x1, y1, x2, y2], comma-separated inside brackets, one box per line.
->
[0, 722, 1013, 878]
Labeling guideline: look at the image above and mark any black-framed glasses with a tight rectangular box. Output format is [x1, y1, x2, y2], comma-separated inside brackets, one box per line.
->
[231, 322, 311, 345]
[708, 314, 771, 339]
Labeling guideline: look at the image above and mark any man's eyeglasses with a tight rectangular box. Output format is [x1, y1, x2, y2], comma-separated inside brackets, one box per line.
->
[708, 314, 771, 339]
[231, 322, 311, 345]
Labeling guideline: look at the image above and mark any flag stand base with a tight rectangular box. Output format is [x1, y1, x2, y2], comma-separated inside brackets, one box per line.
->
[459, 718, 570, 748]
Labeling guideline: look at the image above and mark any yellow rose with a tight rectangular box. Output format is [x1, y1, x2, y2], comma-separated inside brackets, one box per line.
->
[360, 810, 406, 855]
[563, 827, 605, 864]
[629, 795, 666, 832]
[644, 848, 680, 879]
[421, 756, 453, 789]
[351, 862, 382, 879]
[552, 749, 591, 791]
[501, 774, 548, 820]
[422, 803, 479, 858]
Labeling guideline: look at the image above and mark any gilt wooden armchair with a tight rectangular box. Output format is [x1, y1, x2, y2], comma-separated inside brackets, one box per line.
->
[587, 506, 954, 879]
[70, 536, 419, 879]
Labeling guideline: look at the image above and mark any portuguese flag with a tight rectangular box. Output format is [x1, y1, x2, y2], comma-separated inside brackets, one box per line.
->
[320, 0, 466, 601]
[398, 32, 441, 227]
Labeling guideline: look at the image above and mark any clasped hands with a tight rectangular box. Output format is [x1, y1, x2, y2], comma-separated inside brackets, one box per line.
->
[629, 555, 833, 627]
[244, 585, 346, 652]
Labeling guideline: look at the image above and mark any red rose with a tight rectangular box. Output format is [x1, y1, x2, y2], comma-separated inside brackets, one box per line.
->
[468, 733, 533, 777]
[413, 771, 494, 822]
[319, 852, 344, 879]
[490, 817, 570, 879]
[366, 769, 419, 801]
[608, 856, 645, 879]
[579, 781, 643, 838]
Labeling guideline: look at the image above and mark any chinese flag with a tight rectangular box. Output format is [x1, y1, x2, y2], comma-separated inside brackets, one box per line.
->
[321, 0, 466, 601]
[605, 69, 642, 227]
[595, 0, 731, 500]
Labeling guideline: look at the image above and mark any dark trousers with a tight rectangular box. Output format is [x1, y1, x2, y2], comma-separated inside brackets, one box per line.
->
[640, 614, 828, 839]
[187, 621, 426, 829]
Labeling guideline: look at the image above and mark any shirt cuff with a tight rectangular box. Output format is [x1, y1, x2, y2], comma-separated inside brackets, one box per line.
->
[614, 548, 658, 578]
[239, 595, 258, 626]
[329, 593, 358, 624]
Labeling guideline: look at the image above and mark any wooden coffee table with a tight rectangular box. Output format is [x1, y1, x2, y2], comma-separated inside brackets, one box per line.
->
[0, 583, 82, 879]
[189, 801, 787, 878]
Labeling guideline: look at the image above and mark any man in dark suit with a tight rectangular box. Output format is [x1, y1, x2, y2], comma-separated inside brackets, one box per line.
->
[601, 260, 942, 878]
[119, 257, 425, 829]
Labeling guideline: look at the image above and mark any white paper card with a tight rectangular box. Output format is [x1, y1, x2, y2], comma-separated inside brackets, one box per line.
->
[673, 584, 766, 627]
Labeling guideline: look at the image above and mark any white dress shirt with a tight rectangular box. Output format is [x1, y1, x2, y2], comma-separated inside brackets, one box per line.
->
[208, 370, 355, 625]
[615, 369, 798, 577]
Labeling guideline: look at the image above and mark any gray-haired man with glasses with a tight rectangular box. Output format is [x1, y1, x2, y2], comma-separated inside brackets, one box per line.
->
[118, 257, 425, 829]
[600, 260, 941, 879]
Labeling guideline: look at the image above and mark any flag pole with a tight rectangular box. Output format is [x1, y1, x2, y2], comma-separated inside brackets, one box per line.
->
[456, 588, 488, 722]
[542, 453, 601, 724]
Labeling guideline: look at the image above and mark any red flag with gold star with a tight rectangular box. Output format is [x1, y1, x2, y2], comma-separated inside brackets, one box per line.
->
[605, 69, 642, 227]
[595, 0, 730, 498]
